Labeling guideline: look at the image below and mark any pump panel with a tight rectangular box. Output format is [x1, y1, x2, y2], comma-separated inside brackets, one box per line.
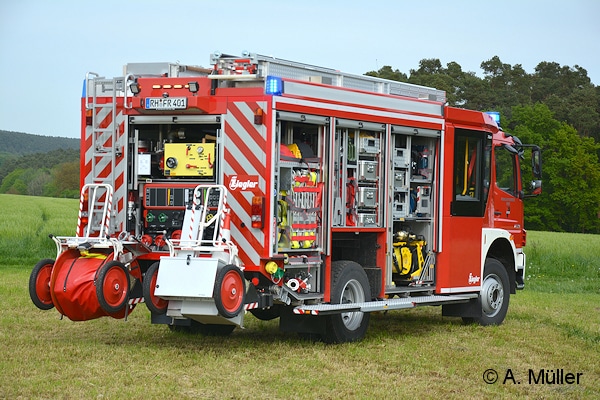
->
[164, 143, 215, 177]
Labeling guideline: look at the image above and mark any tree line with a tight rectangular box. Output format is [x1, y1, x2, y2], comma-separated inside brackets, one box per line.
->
[1, 56, 599, 233]
[367, 56, 600, 234]
[0, 148, 80, 198]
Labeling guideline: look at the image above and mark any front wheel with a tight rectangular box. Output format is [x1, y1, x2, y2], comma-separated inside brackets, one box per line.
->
[466, 258, 510, 326]
[323, 261, 371, 343]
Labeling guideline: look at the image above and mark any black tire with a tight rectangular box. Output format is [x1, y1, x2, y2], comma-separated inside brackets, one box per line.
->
[213, 264, 245, 318]
[96, 261, 130, 314]
[168, 320, 235, 336]
[466, 258, 510, 326]
[143, 262, 168, 315]
[250, 305, 281, 321]
[29, 259, 55, 310]
[323, 261, 371, 343]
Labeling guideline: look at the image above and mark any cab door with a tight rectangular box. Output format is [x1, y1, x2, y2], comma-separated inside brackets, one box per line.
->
[437, 126, 492, 292]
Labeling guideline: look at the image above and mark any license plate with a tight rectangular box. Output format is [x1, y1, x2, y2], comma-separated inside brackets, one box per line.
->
[145, 97, 187, 110]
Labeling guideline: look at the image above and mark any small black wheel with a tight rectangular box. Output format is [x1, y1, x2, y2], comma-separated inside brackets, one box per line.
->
[323, 260, 371, 343]
[29, 259, 55, 310]
[143, 262, 168, 315]
[466, 258, 510, 326]
[96, 261, 130, 314]
[213, 264, 245, 318]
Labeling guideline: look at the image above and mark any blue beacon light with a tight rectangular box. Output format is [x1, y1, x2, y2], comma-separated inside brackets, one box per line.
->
[265, 76, 283, 95]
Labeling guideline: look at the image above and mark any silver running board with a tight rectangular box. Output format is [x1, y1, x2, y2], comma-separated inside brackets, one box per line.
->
[293, 294, 478, 315]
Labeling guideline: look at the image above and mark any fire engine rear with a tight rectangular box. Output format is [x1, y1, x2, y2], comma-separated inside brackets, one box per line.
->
[29, 52, 542, 342]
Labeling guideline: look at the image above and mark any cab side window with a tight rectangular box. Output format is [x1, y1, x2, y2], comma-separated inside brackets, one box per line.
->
[495, 145, 516, 196]
[451, 129, 492, 217]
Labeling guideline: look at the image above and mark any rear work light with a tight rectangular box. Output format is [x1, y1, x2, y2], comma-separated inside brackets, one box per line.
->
[251, 196, 265, 229]
[265, 76, 283, 95]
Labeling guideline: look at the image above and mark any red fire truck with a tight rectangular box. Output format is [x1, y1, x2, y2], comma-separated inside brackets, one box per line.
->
[29, 52, 542, 342]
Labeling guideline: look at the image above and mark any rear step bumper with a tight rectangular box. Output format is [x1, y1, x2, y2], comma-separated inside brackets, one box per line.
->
[293, 294, 479, 315]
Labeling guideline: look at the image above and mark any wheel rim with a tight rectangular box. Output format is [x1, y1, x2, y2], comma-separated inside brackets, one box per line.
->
[149, 268, 167, 311]
[339, 279, 366, 330]
[102, 266, 128, 307]
[220, 270, 244, 313]
[481, 273, 504, 317]
[35, 264, 53, 306]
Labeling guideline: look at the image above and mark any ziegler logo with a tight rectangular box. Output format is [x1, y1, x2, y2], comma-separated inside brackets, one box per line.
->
[468, 273, 481, 285]
[228, 175, 259, 191]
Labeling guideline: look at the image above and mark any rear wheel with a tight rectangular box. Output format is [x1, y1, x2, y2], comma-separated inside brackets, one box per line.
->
[213, 264, 245, 318]
[143, 262, 168, 315]
[465, 258, 510, 326]
[96, 261, 130, 313]
[323, 261, 371, 343]
[29, 259, 55, 310]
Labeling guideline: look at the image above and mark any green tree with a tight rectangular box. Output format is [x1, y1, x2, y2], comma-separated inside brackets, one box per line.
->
[510, 103, 600, 233]
[531, 62, 600, 140]
[27, 169, 52, 196]
[52, 161, 80, 197]
[0, 169, 26, 194]
[480, 56, 531, 119]
[408, 59, 462, 105]
[365, 65, 408, 82]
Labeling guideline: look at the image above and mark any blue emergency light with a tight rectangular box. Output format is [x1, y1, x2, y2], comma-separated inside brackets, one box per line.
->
[265, 76, 283, 95]
[485, 111, 501, 125]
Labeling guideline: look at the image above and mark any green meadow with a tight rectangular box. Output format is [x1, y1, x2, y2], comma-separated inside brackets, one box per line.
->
[1, 194, 598, 399]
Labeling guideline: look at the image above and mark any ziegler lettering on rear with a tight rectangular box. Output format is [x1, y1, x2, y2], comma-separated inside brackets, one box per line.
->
[228, 175, 259, 191]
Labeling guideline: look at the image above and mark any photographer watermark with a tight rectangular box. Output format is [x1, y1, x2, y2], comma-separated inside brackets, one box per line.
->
[483, 368, 583, 385]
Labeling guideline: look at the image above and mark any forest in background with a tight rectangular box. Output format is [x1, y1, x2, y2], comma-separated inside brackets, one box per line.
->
[366, 56, 600, 233]
[0, 56, 599, 233]
[0, 131, 79, 198]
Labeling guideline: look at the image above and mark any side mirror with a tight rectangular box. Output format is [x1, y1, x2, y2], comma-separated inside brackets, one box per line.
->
[525, 179, 542, 197]
[531, 146, 542, 179]
[522, 145, 542, 197]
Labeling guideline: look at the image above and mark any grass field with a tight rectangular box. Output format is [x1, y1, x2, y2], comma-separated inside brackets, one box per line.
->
[1, 194, 599, 399]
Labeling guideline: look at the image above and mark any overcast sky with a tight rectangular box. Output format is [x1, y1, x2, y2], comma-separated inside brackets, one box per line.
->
[1, 0, 599, 139]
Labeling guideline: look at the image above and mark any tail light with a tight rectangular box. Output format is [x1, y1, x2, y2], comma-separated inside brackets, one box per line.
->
[251, 196, 265, 229]
[254, 107, 264, 125]
[79, 191, 90, 235]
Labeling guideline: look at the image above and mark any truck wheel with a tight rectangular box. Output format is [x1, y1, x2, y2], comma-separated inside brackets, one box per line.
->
[468, 258, 510, 326]
[214, 264, 245, 318]
[96, 261, 130, 314]
[143, 262, 168, 315]
[29, 259, 55, 310]
[323, 261, 371, 343]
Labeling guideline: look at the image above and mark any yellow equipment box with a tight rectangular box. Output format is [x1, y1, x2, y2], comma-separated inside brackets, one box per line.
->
[164, 143, 215, 177]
